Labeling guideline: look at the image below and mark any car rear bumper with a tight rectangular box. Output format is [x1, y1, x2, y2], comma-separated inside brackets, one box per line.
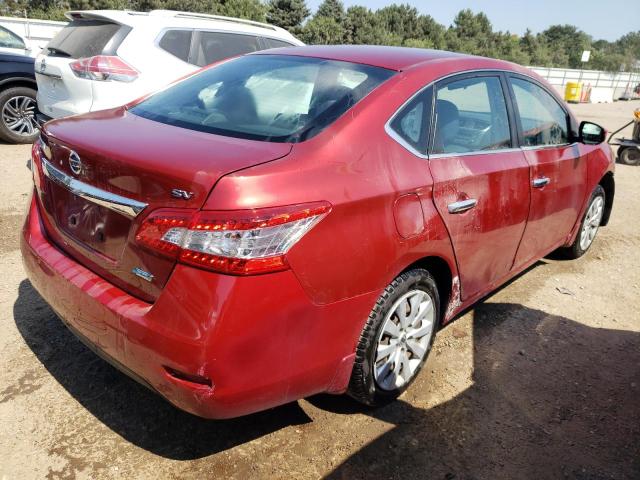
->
[21, 193, 376, 418]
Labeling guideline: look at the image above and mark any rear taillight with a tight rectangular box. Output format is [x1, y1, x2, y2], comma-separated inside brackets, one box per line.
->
[69, 55, 138, 82]
[135, 202, 331, 275]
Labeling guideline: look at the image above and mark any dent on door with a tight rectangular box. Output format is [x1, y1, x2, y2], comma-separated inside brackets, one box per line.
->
[430, 152, 531, 301]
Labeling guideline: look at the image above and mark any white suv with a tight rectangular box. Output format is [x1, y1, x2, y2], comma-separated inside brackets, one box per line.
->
[35, 9, 302, 121]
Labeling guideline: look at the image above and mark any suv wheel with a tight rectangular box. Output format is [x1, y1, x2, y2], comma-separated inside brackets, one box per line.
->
[348, 268, 439, 406]
[0, 86, 39, 144]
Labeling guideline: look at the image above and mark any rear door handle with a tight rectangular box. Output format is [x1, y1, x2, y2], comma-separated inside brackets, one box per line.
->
[448, 198, 477, 214]
[532, 177, 550, 188]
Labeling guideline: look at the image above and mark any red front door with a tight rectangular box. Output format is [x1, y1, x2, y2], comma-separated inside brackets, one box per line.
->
[507, 76, 588, 267]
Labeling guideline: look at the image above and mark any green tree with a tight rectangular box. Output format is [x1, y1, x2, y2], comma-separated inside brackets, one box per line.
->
[540, 25, 591, 68]
[375, 3, 420, 43]
[448, 9, 493, 56]
[520, 29, 552, 66]
[416, 14, 445, 49]
[301, 15, 343, 44]
[266, 0, 309, 35]
[215, 0, 266, 21]
[315, 0, 345, 24]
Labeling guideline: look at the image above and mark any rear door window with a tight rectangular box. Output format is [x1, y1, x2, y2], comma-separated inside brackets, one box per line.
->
[46, 19, 122, 58]
[191, 31, 262, 67]
[263, 38, 294, 49]
[431, 76, 511, 154]
[510, 77, 569, 147]
[159, 29, 192, 62]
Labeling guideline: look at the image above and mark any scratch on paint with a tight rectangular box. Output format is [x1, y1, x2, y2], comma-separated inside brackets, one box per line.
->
[444, 275, 461, 321]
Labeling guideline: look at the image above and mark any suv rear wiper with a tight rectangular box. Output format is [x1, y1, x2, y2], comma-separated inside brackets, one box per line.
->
[46, 47, 72, 58]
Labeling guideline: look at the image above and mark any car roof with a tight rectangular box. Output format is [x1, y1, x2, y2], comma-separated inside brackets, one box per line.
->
[64, 10, 301, 44]
[253, 45, 519, 72]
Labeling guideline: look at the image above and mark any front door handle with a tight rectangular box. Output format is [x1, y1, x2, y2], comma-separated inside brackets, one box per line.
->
[448, 198, 477, 214]
[532, 177, 550, 188]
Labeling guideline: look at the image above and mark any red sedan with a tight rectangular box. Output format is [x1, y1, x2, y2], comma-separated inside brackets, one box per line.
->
[22, 46, 614, 418]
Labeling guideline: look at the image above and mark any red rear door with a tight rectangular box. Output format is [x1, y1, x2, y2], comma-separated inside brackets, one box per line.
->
[507, 75, 588, 267]
[428, 73, 530, 300]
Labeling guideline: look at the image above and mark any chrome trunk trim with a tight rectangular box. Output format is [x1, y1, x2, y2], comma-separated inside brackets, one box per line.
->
[41, 158, 147, 219]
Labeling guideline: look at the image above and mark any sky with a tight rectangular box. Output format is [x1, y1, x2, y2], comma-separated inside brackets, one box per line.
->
[306, 0, 640, 41]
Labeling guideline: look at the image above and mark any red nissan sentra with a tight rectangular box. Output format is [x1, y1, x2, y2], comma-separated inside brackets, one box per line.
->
[22, 46, 614, 418]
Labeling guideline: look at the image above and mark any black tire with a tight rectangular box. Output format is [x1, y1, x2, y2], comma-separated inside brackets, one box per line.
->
[618, 147, 640, 166]
[0, 86, 39, 144]
[561, 185, 606, 259]
[348, 268, 440, 406]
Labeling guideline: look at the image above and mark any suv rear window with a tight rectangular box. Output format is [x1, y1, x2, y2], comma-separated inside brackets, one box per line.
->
[192, 31, 262, 67]
[130, 55, 394, 142]
[159, 29, 193, 62]
[46, 19, 122, 58]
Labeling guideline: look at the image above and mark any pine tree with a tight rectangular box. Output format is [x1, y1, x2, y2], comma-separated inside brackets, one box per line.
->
[266, 0, 310, 34]
[315, 0, 345, 25]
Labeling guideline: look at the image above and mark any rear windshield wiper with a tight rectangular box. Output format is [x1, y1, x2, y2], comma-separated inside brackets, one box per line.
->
[46, 47, 72, 58]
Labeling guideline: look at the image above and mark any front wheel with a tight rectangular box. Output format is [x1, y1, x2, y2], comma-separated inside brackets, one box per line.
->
[618, 147, 640, 166]
[348, 268, 439, 406]
[562, 185, 606, 259]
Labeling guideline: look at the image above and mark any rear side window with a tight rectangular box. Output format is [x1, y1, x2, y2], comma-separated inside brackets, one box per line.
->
[46, 19, 122, 58]
[264, 38, 294, 49]
[389, 88, 432, 153]
[432, 76, 511, 154]
[0, 26, 26, 49]
[510, 78, 569, 147]
[159, 29, 192, 62]
[130, 55, 394, 142]
[192, 31, 262, 67]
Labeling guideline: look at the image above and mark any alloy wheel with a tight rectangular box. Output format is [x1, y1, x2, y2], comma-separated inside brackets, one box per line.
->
[374, 289, 435, 391]
[579, 195, 604, 251]
[2, 95, 38, 137]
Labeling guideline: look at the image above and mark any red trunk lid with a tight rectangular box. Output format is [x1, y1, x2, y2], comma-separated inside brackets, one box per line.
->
[34, 107, 292, 301]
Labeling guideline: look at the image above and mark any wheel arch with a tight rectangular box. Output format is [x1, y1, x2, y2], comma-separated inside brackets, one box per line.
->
[0, 76, 37, 90]
[399, 255, 453, 327]
[599, 171, 614, 226]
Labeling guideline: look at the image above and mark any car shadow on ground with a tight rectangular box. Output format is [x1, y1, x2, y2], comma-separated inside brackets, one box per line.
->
[315, 302, 640, 479]
[13, 280, 313, 460]
[13, 279, 640, 476]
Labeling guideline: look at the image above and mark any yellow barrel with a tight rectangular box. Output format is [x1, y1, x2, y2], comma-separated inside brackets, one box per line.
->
[565, 82, 583, 103]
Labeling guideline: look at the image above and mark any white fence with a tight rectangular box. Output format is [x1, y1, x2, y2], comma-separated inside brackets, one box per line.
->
[529, 66, 640, 103]
[0, 15, 66, 51]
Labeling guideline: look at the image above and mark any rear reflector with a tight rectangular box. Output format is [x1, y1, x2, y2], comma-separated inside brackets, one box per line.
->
[135, 202, 331, 275]
[70, 55, 138, 82]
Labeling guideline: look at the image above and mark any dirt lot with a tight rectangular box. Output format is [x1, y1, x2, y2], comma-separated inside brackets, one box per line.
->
[1, 101, 639, 480]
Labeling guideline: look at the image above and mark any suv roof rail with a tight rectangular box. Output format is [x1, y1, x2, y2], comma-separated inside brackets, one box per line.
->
[148, 10, 278, 32]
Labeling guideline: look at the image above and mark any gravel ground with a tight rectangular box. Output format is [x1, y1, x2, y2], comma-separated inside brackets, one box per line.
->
[0, 101, 639, 480]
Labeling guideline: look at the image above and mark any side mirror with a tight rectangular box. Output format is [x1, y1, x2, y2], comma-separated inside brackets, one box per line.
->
[579, 121, 605, 145]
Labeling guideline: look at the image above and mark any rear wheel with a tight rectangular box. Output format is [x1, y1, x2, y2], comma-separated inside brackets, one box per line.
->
[618, 147, 640, 166]
[0, 86, 39, 144]
[348, 268, 439, 406]
[562, 185, 605, 259]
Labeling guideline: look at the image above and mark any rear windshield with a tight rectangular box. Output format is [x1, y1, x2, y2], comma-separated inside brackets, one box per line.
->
[130, 55, 394, 143]
[46, 19, 122, 58]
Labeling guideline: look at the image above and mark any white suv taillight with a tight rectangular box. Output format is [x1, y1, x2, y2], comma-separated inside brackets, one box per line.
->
[69, 55, 138, 82]
[135, 202, 331, 275]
